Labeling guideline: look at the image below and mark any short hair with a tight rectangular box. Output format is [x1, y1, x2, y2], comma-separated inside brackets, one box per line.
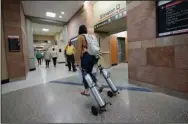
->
[52, 48, 55, 51]
[78, 25, 88, 35]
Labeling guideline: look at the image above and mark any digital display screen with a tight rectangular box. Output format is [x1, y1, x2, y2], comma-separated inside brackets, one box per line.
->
[157, 0, 188, 37]
[8, 36, 20, 52]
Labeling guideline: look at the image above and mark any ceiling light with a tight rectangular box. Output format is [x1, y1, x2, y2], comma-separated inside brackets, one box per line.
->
[59, 16, 62, 18]
[42, 28, 49, 32]
[84, 1, 90, 4]
[61, 12, 65, 15]
[46, 12, 56, 18]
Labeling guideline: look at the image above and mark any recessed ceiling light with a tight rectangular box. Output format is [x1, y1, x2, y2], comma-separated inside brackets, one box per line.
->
[84, 1, 90, 4]
[42, 28, 49, 32]
[59, 16, 62, 18]
[46, 12, 56, 18]
[61, 12, 65, 15]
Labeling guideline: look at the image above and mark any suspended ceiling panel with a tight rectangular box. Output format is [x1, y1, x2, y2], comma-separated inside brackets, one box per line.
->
[22, 1, 84, 22]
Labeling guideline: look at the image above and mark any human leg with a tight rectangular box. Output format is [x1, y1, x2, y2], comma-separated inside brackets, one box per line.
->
[67, 55, 71, 71]
[70, 55, 77, 72]
[45, 60, 47, 68]
[47, 60, 50, 67]
[52, 58, 55, 67]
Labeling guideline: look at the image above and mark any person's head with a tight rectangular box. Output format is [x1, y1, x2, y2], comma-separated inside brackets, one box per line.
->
[68, 41, 72, 46]
[78, 25, 87, 35]
[52, 48, 55, 51]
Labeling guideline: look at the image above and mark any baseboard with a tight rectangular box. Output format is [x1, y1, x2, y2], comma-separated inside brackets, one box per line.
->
[112, 63, 118, 66]
[29, 68, 36, 71]
[58, 62, 65, 64]
[1, 79, 10, 84]
[10, 76, 26, 82]
[129, 79, 188, 101]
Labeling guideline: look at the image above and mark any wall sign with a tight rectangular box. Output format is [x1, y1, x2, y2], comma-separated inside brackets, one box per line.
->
[8, 36, 20, 52]
[93, 1, 126, 26]
[156, 0, 188, 37]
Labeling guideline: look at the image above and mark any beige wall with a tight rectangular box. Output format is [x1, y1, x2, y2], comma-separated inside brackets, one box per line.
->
[55, 32, 60, 41]
[96, 33, 111, 68]
[2, 0, 29, 80]
[127, 1, 188, 93]
[33, 34, 55, 41]
[1, 21, 8, 80]
[67, 2, 94, 39]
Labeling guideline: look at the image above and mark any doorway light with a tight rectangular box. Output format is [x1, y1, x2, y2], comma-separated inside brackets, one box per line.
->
[46, 12, 56, 18]
[42, 28, 49, 32]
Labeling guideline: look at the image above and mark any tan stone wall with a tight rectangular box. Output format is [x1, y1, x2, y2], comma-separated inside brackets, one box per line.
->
[67, 2, 94, 39]
[20, 4, 29, 76]
[2, 0, 28, 79]
[1, 20, 8, 80]
[127, 1, 188, 92]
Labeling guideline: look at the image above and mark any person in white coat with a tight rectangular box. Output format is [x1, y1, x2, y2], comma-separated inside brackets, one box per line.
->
[51, 48, 58, 67]
[44, 50, 52, 68]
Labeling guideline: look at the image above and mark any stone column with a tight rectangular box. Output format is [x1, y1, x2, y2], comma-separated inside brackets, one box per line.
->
[2, 0, 28, 80]
[127, 1, 188, 93]
[26, 19, 36, 71]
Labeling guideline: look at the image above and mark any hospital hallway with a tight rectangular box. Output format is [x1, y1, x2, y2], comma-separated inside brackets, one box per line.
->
[2, 63, 188, 123]
[1, 0, 188, 123]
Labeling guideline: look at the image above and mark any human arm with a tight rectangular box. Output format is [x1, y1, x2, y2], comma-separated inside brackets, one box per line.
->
[75, 36, 83, 65]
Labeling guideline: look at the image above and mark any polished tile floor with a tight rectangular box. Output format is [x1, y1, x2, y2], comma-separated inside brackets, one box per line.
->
[2, 63, 188, 123]
[2, 62, 77, 94]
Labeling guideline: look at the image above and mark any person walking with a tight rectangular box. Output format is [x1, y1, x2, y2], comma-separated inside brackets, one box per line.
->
[64, 44, 68, 66]
[44, 50, 52, 68]
[51, 48, 58, 67]
[75, 25, 103, 96]
[36, 51, 42, 65]
[65, 41, 77, 72]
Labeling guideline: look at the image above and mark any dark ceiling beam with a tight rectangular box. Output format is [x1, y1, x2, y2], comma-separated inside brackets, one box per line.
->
[25, 15, 66, 26]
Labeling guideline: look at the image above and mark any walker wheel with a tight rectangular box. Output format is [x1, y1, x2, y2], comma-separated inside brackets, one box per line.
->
[107, 91, 114, 98]
[91, 106, 98, 116]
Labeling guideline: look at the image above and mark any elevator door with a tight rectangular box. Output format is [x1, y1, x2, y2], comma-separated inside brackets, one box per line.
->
[117, 37, 125, 63]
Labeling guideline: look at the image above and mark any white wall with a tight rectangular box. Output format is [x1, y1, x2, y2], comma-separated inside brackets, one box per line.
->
[61, 25, 69, 44]
[113, 31, 127, 37]
[26, 19, 36, 70]
[50, 31, 66, 63]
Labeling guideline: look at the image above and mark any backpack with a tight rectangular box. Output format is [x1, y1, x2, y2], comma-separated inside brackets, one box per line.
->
[82, 34, 100, 56]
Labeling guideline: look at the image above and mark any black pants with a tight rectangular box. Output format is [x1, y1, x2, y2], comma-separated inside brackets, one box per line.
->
[81, 52, 97, 89]
[37, 58, 41, 65]
[52, 57, 57, 67]
[45, 60, 50, 68]
[67, 54, 76, 71]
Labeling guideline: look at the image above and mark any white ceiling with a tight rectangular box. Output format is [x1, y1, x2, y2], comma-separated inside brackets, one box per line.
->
[22, 1, 84, 22]
[32, 23, 63, 36]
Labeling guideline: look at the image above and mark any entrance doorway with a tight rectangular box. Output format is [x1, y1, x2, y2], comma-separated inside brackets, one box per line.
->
[117, 37, 126, 63]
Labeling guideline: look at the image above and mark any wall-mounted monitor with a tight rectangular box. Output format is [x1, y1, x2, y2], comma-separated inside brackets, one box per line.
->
[156, 0, 188, 37]
[8, 35, 20, 52]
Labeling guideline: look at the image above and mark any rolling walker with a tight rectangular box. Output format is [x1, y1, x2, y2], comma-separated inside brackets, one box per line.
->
[82, 69, 111, 116]
[97, 64, 120, 98]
